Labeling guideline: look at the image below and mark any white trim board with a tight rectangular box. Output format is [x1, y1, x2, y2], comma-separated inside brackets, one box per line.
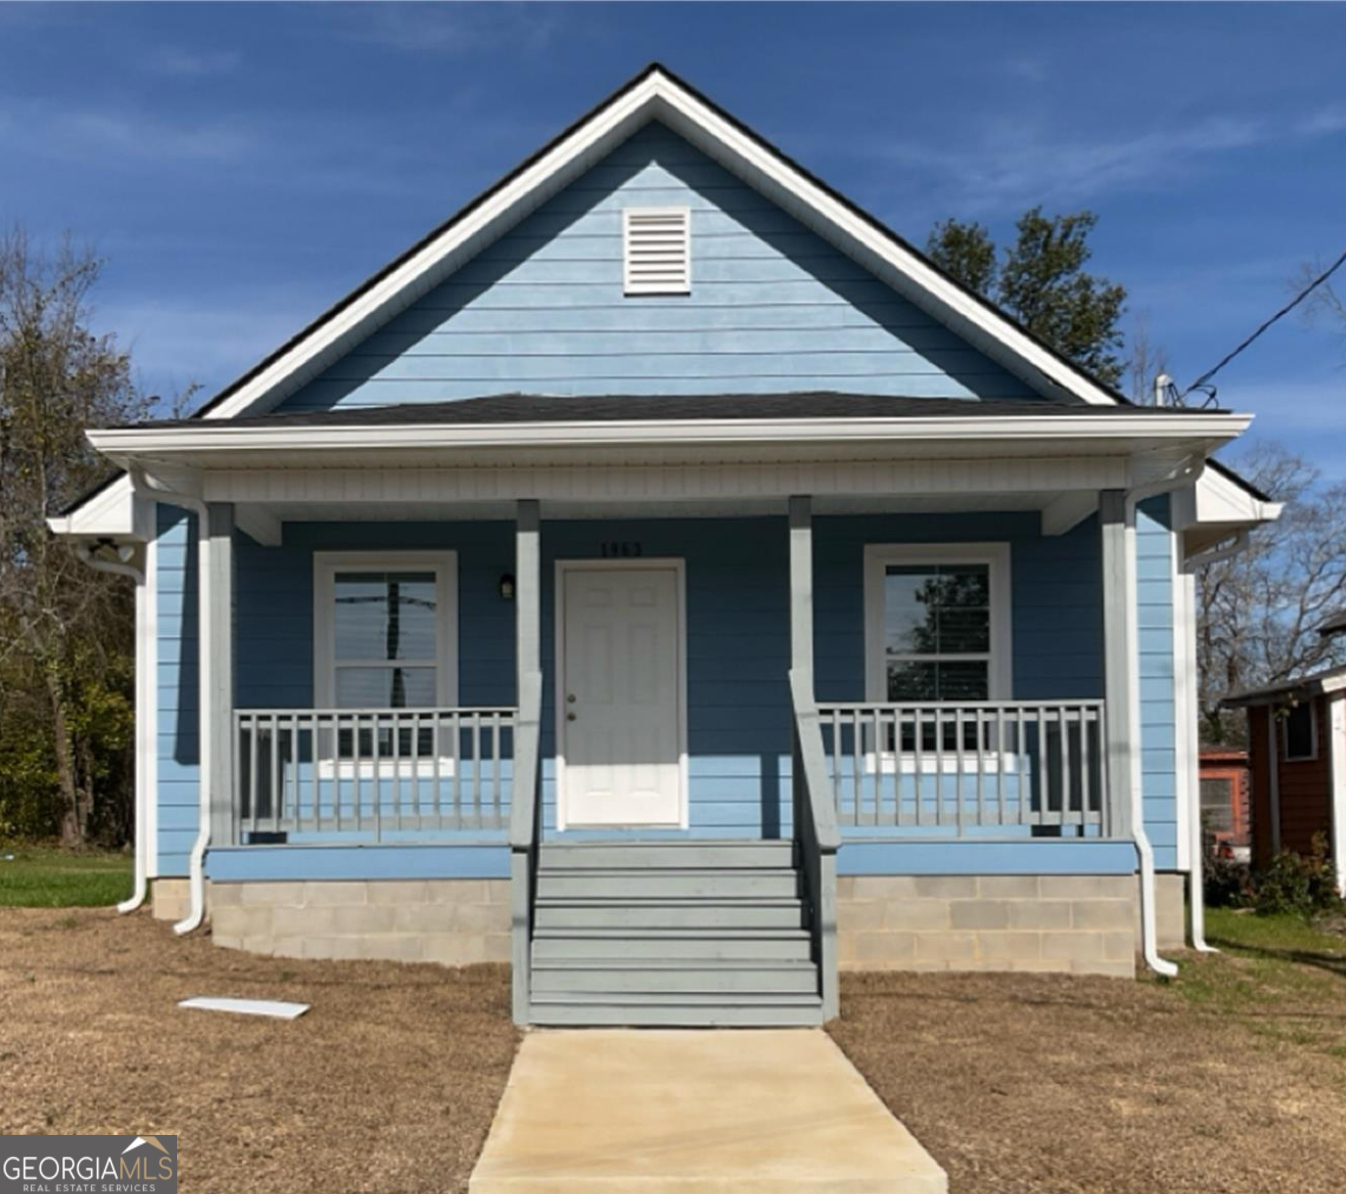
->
[862, 543, 1013, 703]
[311, 551, 459, 709]
[1330, 695, 1346, 896]
[553, 558, 689, 832]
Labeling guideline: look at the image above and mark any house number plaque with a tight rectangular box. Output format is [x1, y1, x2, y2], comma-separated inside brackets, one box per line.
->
[600, 541, 643, 558]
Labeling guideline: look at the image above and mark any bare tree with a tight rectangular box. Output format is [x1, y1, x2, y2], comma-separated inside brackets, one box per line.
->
[1126, 311, 1170, 405]
[1196, 440, 1346, 743]
[0, 228, 150, 843]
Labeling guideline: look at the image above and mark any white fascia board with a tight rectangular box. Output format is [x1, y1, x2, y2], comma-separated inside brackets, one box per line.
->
[46, 473, 138, 539]
[88, 411, 1252, 459]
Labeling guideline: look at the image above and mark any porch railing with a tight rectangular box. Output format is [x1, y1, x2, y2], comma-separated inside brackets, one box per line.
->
[789, 669, 840, 1021]
[815, 700, 1111, 836]
[233, 706, 517, 843]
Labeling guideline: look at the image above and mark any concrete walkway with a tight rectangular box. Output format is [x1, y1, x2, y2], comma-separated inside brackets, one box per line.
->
[469, 1029, 947, 1193]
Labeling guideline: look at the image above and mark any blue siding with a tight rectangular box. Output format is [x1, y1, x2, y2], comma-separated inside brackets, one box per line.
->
[156, 505, 199, 877]
[208, 844, 509, 882]
[278, 122, 1037, 411]
[1136, 496, 1179, 869]
[151, 507, 1176, 879]
[813, 511, 1103, 702]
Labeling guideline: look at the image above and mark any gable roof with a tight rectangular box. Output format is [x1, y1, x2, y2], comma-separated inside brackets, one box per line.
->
[56, 61, 1271, 524]
[193, 62, 1134, 423]
[1224, 662, 1346, 707]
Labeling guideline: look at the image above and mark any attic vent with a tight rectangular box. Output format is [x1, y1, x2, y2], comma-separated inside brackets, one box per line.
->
[623, 207, 690, 295]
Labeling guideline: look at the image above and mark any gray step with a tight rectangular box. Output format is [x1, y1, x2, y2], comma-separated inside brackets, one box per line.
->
[531, 933, 813, 962]
[528, 993, 824, 1028]
[535, 869, 799, 901]
[530, 961, 819, 995]
[537, 841, 794, 870]
[533, 900, 806, 931]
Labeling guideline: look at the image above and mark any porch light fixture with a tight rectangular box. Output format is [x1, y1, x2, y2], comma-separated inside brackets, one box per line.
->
[499, 573, 515, 601]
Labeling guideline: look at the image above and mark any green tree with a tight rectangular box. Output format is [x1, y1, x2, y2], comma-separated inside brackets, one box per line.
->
[926, 207, 1127, 387]
[0, 229, 149, 844]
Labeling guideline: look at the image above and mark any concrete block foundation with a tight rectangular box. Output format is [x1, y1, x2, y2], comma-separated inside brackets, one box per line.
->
[208, 879, 511, 965]
[837, 873, 1188, 978]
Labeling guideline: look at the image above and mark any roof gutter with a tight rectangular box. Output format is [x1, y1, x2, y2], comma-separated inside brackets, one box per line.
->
[1125, 453, 1205, 979]
[87, 411, 1254, 457]
[128, 464, 212, 937]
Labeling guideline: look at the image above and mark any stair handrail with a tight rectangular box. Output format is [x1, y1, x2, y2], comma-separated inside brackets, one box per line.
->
[509, 668, 544, 1025]
[789, 667, 840, 1020]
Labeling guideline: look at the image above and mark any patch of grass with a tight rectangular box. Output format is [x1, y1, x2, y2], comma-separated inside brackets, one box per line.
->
[1173, 907, 1346, 1058]
[0, 847, 132, 908]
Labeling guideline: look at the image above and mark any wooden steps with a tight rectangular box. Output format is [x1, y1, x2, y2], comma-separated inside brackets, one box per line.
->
[527, 840, 823, 1027]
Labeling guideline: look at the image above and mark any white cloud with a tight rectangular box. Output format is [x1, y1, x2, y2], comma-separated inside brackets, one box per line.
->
[147, 45, 242, 78]
[871, 104, 1346, 215]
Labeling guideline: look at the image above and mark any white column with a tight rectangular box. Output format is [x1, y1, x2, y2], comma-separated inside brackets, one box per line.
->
[207, 503, 235, 846]
[1099, 491, 1134, 840]
[789, 495, 813, 678]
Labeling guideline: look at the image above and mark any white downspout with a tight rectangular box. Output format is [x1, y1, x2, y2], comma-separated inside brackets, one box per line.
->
[128, 464, 212, 936]
[1125, 454, 1204, 979]
[1181, 529, 1252, 952]
[74, 542, 149, 914]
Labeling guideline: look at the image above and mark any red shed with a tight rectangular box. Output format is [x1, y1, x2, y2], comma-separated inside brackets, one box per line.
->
[1198, 747, 1251, 859]
[1225, 665, 1346, 888]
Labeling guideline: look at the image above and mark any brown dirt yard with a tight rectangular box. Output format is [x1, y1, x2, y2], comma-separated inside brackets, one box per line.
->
[0, 907, 517, 1194]
[7, 904, 1346, 1193]
[831, 938, 1346, 1194]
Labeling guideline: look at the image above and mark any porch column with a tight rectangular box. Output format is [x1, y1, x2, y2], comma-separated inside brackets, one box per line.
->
[206, 502, 235, 847]
[788, 495, 814, 678]
[515, 499, 541, 690]
[1099, 490, 1134, 840]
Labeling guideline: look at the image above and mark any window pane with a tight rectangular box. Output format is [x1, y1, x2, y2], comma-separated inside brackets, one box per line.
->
[335, 666, 436, 709]
[887, 661, 938, 701]
[334, 571, 437, 661]
[884, 564, 990, 656]
[1284, 703, 1315, 760]
[1199, 778, 1233, 832]
[887, 660, 988, 702]
[937, 661, 989, 701]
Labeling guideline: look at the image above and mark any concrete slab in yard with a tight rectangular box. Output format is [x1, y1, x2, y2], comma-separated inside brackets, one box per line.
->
[469, 1028, 946, 1193]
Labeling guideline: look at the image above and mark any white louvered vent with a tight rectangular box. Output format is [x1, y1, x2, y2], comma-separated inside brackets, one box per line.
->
[623, 207, 691, 295]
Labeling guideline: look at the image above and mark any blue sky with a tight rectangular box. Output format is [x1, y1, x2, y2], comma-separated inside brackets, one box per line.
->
[3, 2, 1344, 475]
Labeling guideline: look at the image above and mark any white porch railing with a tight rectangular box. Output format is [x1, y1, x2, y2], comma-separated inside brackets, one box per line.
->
[815, 700, 1112, 836]
[233, 706, 517, 843]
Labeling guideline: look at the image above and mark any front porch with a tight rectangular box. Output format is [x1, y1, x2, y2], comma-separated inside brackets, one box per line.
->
[88, 392, 1247, 1021]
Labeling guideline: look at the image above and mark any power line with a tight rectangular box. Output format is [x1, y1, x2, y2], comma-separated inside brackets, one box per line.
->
[1183, 246, 1346, 400]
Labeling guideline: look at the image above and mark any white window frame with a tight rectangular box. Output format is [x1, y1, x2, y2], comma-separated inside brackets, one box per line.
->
[862, 543, 1013, 773]
[312, 551, 459, 778]
[622, 205, 691, 295]
[1281, 699, 1318, 763]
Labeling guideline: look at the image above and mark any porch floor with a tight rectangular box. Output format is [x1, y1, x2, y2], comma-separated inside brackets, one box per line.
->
[467, 1028, 946, 1193]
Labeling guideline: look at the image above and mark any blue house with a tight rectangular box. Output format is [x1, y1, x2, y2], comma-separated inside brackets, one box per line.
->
[54, 65, 1276, 1026]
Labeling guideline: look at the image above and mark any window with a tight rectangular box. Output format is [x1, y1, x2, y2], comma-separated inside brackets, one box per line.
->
[623, 207, 690, 294]
[1282, 701, 1317, 762]
[864, 544, 1011, 704]
[314, 552, 458, 709]
[1199, 777, 1234, 834]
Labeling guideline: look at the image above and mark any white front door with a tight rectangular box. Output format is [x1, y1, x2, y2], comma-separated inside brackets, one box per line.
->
[559, 564, 684, 828]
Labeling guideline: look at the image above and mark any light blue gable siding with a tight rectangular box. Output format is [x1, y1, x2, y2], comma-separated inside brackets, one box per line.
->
[278, 122, 1037, 412]
[155, 505, 200, 877]
[1136, 496, 1179, 870]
